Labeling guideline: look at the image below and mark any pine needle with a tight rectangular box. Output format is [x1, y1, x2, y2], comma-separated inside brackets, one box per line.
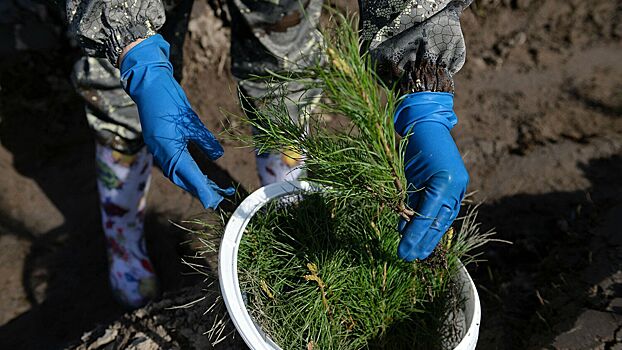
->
[194, 11, 498, 350]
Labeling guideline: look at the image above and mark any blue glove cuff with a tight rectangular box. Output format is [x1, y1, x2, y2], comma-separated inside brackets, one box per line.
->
[394, 92, 458, 137]
[120, 34, 171, 77]
[120, 34, 180, 109]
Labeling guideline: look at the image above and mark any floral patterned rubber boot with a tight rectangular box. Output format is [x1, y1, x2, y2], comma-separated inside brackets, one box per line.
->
[95, 142, 159, 308]
[255, 149, 304, 186]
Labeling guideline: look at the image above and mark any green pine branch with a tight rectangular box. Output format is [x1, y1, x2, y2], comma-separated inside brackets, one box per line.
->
[230, 11, 414, 221]
[194, 11, 503, 349]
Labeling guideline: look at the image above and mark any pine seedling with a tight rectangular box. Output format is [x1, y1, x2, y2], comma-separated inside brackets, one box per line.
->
[198, 11, 496, 350]
[232, 11, 413, 220]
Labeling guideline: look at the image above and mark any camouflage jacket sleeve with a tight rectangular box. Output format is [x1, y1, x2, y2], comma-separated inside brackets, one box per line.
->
[58, 0, 166, 66]
[360, 0, 472, 94]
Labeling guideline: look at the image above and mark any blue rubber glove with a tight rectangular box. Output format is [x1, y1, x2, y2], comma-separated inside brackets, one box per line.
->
[120, 35, 234, 209]
[394, 92, 469, 261]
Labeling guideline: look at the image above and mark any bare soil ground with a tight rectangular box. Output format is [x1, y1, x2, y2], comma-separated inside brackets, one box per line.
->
[0, 0, 620, 349]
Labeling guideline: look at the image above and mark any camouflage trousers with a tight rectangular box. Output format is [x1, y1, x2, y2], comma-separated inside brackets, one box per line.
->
[71, 0, 324, 154]
[71, 0, 471, 154]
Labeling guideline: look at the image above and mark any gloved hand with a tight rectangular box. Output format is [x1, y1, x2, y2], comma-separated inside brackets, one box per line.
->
[394, 92, 469, 261]
[120, 34, 234, 209]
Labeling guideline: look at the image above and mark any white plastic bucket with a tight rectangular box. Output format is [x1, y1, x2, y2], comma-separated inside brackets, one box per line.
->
[219, 181, 481, 350]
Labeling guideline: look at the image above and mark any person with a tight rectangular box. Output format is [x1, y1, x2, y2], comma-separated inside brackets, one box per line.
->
[51, 0, 472, 308]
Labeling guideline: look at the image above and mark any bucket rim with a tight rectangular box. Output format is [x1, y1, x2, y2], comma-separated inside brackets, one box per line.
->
[218, 180, 481, 350]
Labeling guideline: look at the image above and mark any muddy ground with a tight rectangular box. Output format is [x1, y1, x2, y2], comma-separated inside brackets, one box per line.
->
[0, 0, 620, 349]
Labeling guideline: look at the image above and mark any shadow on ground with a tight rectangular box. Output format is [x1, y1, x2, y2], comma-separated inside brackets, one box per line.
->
[0, 45, 244, 349]
[472, 154, 622, 349]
